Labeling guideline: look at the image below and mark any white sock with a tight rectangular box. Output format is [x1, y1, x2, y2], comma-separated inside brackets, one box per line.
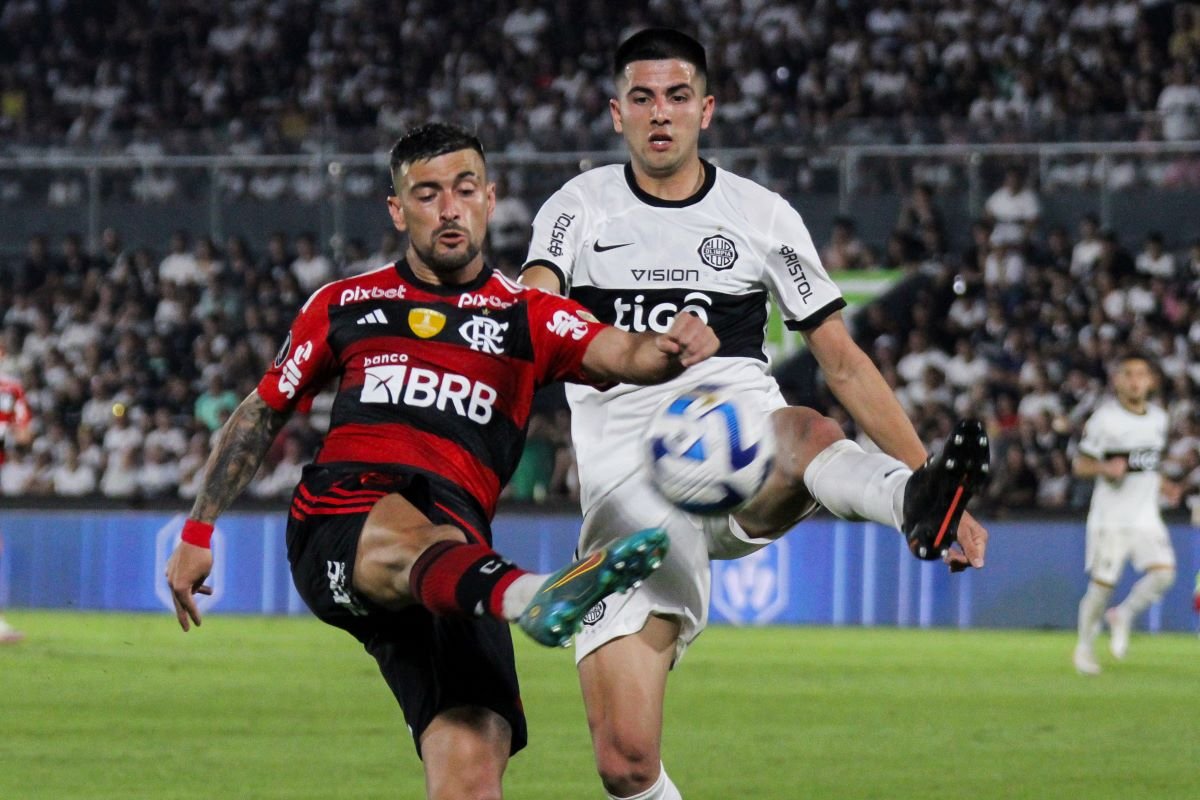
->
[500, 573, 546, 620]
[1118, 570, 1175, 619]
[803, 439, 910, 530]
[1077, 582, 1112, 646]
[607, 764, 682, 800]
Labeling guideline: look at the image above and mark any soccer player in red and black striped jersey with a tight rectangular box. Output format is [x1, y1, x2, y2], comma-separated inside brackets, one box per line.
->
[164, 122, 718, 799]
[0, 349, 31, 643]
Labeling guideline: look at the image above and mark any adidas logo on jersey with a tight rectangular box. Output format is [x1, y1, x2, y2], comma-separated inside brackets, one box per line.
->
[356, 309, 389, 325]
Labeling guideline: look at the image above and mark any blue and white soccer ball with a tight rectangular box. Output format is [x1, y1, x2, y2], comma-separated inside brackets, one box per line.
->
[645, 385, 775, 515]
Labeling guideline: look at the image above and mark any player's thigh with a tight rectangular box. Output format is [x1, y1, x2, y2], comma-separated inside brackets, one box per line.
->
[578, 614, 677, 747]
[354, 492, 466, 606]
[1130, 522, 1176, 573]
[576, 478, 710, 662]
[1086, 525, 1133, 585]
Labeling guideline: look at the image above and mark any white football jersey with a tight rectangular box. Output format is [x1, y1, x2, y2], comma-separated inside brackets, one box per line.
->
[525, 161, 845, 508]
[1077, 399, 1168, 527]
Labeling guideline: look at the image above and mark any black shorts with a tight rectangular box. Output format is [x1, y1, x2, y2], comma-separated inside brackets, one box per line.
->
[285, 464, 527, 756]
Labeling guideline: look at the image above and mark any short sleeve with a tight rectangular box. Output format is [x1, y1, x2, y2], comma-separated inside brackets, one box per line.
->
[256, 288, 338, 412]
[759, 195, 846, 331]
[522, 184, 586, 290]
[523, 288, 608, 386]
[1077, 409, 1107, 460]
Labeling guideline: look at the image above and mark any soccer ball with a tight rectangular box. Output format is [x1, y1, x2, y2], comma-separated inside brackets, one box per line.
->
[644, 385, 775, 515]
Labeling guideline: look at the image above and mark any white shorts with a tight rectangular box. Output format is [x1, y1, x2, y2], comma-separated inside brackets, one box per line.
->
[1085, 521, 1176, 586]
[572, 472, 778, 667]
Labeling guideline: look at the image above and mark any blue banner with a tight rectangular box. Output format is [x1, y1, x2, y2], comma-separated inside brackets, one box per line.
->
[1, 511, 1197, 632]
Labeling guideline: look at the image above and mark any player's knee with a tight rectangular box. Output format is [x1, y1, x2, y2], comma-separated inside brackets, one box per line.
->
[771, 406, 844, 482]
[1148, 567, 1175, 592]
[594, 731, 660, 794]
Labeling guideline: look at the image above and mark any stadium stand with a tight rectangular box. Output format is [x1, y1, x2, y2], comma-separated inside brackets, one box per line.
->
[1, 1, 1199, 517]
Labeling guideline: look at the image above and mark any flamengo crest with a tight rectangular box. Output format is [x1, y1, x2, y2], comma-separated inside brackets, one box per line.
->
[459, 315, 508, 353]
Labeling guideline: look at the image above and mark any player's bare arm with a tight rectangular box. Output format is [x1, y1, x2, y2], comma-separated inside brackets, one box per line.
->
[1072, 453, 1127, 482]
[581, 312, 718, 385]
[804, 312, 927, 467]
[189, 390, 291, 522]
[518, 264, 562, 293]
[805, 312, 988, 570]
[166, 390, 290, 631]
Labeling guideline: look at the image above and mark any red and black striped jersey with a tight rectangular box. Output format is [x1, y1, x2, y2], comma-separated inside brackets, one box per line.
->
[257, 259, 607, 518]
[0, 374, 30, 465]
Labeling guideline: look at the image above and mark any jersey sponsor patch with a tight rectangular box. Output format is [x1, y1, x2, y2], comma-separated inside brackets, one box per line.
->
[360, 364, 497, 424]
[278, 340, 313, 399]
[547, 309, 591, 340]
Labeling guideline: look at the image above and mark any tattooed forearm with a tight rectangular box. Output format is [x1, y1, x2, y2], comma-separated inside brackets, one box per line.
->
[189, 391, 290, 522]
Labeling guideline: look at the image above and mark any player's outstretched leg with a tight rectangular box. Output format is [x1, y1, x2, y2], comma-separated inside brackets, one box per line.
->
[902, 419, 990, 560]
[518, 528, 669, 648]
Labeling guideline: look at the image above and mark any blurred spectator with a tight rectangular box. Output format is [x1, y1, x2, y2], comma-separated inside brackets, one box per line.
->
[159, 230, 199, 287]
[368, 231, 403, 267]
[251, 435, 307, 499]
[194, 375, 239, 432]
[1, 446, 33, 496]
[1156, 62, 1200, 141]
[290, 233, 333, 293]
[100, 447, 140, 499]
[488, 172, 533, 277]
[895, 183, 945, 243]
[821, 216, 874, 272]
[51, 444, 97, 497]
[1070, 214, 1104, 279]
[1135, 231, 1177, 279]
[138, 443, 180, 499]
[984, 167, 1041, 245]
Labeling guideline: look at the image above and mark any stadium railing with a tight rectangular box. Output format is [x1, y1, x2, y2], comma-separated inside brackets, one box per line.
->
[3, 140, 1200, 261]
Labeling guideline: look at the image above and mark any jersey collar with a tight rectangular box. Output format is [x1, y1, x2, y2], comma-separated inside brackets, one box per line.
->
[394, 257, 494, 295]
[623, 159, 716, 208]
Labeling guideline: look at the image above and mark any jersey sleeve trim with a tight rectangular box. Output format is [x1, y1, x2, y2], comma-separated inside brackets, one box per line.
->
[519, 259, 566, 292]
[784, 298, 847, 332]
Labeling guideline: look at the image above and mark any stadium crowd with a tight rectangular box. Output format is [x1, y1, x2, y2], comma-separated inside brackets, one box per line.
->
[1, 0, 1200, 516]
[1, 0, 1197, 160]
[3, 168, 1200, 517]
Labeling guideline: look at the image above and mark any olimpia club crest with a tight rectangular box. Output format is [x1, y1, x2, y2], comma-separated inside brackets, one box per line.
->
[698, 234, 738, 270]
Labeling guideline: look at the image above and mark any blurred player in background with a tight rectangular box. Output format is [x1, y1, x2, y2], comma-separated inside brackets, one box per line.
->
[1073, 353, 1179, 675]
[0, 341, 32, 643]
[165, 123, 718, 799]
[520, 28, 989, 799]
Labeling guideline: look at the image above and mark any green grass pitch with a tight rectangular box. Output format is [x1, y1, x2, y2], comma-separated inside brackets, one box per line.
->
[2, 610, 1197, 799]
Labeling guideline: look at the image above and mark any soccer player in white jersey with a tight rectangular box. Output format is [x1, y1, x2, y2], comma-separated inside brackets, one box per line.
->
[520, 28, 990, 799]
[1072, 353, 1179, 675]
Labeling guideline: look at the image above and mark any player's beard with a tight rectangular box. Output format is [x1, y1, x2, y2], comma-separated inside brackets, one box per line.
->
[413, 229, 482, 275]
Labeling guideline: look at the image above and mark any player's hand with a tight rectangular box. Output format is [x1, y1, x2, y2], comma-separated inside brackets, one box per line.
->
[1102, 456, 1128, 482]
[657, 312, 719, 367]
[166, 541, 214, 632]
[943, 510, 987, 573]
[1160, 479, 1184, 507]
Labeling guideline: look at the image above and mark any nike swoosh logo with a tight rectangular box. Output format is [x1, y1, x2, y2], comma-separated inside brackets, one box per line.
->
[593, 241, 634, 253]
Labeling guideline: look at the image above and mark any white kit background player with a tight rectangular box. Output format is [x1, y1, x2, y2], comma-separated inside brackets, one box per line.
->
[1072, 353, 1179, 676]
[519, 27, 990, 800]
